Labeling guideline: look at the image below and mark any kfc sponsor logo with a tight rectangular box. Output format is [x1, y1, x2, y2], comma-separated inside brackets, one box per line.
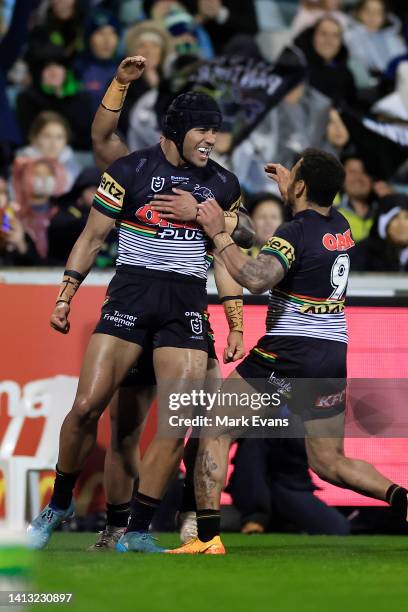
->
[315, 389, 346, 408]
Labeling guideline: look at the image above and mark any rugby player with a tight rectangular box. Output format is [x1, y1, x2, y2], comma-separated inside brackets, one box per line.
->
[87, 56, 252, 550]
[169, 149, 408, 554]
[27, 63, 253, 552]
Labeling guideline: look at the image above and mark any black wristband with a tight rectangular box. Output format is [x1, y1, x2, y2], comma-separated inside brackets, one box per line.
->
[212, 231, 229, 240]
[220, 295, 243, 303]
[219, 242, 236, 255]
[100, 102, 122, 113]
[64, 269, 85, 282]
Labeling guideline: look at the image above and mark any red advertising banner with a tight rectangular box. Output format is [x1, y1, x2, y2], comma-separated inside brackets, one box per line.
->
[0, 284, 408, 516]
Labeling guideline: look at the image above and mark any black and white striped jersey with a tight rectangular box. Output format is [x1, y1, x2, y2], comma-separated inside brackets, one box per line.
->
[260, 208, 355, 344]
[92, 143, 241, 279]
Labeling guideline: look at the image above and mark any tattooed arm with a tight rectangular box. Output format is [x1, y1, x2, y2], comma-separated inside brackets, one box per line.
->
[216, 237, 284, 294]
[197, 199, 285, 294]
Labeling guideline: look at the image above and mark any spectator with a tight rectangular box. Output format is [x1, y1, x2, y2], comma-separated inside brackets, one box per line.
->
[12, 157, 67, 259]
[193, 0, 258, 55]
[16, 49, 94, 150]
[47, 166, 116, 265]
[0, 174, 40, 265]
[351, 193, 408, 270]
[119, 20, 174, 134]
[125, 20, 174, 91]
[28, 0, 84, 63]
[344, 0, 406, 87]
[246, 193, 284, 257]
[227, 438, 350, 535]
[16, 111, 80, 189]
[295, 17, 357, 105]
[143, 1, 213, 58]
[0, 0, 32, 150]
[75, 11, 121, 113]
[291, 0, 350, 37]
[165, 6, 212, 58]
[337, 155, 380, 243]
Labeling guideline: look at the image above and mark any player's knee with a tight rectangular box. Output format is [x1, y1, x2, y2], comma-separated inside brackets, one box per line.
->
[72, 395, 104, 426]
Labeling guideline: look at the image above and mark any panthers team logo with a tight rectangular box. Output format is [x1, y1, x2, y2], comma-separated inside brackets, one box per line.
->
[151, 176, 165, 192]
[192, 184, 215, 201]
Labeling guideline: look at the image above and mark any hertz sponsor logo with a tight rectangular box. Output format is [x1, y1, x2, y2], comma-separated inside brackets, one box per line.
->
[99, 172, 125, 203]
[322, 229, 355, 252]
[264, 236, 295, 268]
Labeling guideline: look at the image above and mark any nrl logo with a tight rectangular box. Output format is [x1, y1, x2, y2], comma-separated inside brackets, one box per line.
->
[186, 311, 203, 335]
[191, 317, 203, 335]
[151, 176, 165, 193]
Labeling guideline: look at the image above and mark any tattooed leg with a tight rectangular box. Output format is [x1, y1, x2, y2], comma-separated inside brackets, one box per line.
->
[193, 370, 252, 542]
[194, 439, 231, 510]
[193, 439, 230, 542]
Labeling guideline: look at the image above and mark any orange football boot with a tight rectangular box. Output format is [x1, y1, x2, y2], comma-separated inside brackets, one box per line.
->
[167, 536, 226, 554]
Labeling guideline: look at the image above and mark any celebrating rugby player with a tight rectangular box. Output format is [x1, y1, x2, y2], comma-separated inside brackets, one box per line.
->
[27, 57, 254, 552]
[169, 150, 408, 554]
[88, 56, 253, 551]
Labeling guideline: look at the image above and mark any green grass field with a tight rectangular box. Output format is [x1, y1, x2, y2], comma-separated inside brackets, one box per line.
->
[30, 533, 407, 612]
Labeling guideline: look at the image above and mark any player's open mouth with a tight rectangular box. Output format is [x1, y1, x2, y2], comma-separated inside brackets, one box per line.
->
[197, 147, 211, 160]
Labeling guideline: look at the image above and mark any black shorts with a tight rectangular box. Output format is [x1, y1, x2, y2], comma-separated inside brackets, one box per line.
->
[94, 266, 209, 353]
[236, 335, 347, 421]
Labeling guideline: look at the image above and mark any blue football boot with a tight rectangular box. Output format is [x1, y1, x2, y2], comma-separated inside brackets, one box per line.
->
[116, 531, 167, 553]
[27, 501, 75, 550]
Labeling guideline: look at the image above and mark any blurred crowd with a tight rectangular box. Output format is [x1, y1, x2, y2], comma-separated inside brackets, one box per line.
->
[1, 0, 408, 271]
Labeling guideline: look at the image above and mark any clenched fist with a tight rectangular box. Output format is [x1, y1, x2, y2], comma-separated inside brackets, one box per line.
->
[116, 56, 146, 85]
[50, 302, 70, 334]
